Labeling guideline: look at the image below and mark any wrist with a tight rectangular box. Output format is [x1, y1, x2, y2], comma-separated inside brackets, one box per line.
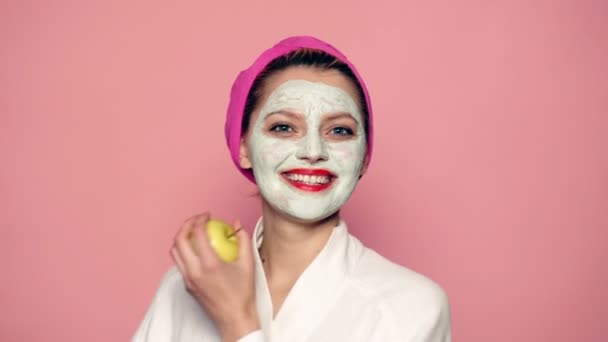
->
[220, 309, 260, 342]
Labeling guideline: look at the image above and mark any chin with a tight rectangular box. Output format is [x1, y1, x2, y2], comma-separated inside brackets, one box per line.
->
[262, 197, 341, 224]
[285, 209, 340, 225]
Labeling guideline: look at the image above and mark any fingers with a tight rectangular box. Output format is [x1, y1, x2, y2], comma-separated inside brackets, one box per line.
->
[174, 213, 210, 275]
[192, 220, 220, 266]
[171, 245, 199, 292]
[232, 218, 242, 236]
[173, 213, 247, 275]
[170, 246, 186, 276]
[175, 212, 209, 242]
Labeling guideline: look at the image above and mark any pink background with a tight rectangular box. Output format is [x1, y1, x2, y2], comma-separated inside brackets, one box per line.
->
[2, 1, 607, 341]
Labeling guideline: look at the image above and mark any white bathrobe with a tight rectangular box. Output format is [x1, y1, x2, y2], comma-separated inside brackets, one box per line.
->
[132, 218, 451, 341]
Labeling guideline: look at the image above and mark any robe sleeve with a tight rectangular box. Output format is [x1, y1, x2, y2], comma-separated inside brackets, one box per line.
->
[402, 293, 451, 342]
[368, 281, 452, 342]
[236, 329, 265, 342]
[131, 268, 179, 342]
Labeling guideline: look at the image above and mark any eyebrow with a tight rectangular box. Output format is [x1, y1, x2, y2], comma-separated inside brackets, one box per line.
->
[265, 110, 303, 118]
[323, 112, 359, 124]
[265, 110, 359, 125]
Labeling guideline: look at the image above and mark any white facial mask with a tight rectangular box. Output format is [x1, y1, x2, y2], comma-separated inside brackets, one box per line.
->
[247, 79, 366, 221]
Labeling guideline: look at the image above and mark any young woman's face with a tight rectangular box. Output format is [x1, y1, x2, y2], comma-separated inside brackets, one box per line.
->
[241, 67, 367, 222]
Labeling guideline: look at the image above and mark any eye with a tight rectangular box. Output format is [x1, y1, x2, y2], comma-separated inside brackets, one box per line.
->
[269, 123, 294, 133]
[330, 127, 354, 136]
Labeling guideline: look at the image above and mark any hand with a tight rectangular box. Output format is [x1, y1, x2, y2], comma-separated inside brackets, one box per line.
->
[170, 212, 260, 341]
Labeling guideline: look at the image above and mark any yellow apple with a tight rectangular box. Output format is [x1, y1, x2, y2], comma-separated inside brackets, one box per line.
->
[189, 219, 239, 262]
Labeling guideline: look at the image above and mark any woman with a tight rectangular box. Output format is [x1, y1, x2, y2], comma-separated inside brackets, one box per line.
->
[133, 36, 451, 342]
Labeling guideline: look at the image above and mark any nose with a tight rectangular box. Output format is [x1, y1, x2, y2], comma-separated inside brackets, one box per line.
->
[295, 132, 328, 163]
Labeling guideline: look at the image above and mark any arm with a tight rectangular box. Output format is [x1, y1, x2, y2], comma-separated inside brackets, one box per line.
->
[220, 313, 263, 342]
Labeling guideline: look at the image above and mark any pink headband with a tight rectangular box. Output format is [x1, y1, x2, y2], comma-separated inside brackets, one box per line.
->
[224, 35, 374, 183]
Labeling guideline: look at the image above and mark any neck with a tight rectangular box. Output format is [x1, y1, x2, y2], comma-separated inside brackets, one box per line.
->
[258, 201, 339, 287]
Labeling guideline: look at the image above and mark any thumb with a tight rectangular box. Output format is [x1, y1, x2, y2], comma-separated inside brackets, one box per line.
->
[233, 218, 254, 266]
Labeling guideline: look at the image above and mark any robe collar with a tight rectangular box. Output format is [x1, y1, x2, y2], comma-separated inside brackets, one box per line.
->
[251, 216, 361, 341]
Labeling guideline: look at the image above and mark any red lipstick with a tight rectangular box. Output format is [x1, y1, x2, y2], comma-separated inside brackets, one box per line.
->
[281, 168, 336, 192]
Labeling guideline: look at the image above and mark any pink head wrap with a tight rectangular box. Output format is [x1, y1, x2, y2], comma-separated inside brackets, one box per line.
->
[224, 35, 374, 183]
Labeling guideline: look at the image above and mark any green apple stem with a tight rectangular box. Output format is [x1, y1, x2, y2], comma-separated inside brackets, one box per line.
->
[226, 227, 242, 239]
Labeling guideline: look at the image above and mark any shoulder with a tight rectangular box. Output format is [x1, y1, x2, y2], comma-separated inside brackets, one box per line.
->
[148, 265, 203, 312]
[351, 247, 449, 306]
[143, 265, 187, 305]
[132, 266, 218, 342]
[156, 265, 184, 291]
[348, 242, 451, 341]
[136, 265, 196, 321]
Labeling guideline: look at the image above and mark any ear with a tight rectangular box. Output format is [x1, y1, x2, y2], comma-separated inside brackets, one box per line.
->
[239, 137, 253, 169]
[358, 153, 370, 179]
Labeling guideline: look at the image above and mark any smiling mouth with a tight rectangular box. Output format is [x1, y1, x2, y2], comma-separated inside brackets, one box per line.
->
[280, 168, 336, 192]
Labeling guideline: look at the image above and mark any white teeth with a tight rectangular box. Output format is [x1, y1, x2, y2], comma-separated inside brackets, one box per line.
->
[284, 173, 331, 185]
